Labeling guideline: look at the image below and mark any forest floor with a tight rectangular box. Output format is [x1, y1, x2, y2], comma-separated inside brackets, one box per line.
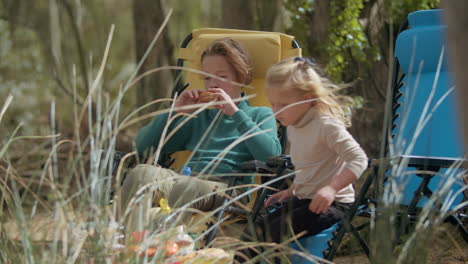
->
[2, 137, 466, 263]
[333, 222, 468, 264]
[1, 209, 467, 263]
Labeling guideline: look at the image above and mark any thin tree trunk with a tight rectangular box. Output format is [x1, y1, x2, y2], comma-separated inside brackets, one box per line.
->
[348, 0, 389, 157]
[306, 0, 331, 63]
[133, 0, 174, 113]
[443, 1, 468, 153]
[221, 0, 254, 29]
[61, 0, 90, 92]
[255, 0, 282, 31]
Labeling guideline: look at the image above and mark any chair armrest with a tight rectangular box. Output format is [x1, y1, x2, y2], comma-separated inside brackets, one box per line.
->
[241, 155, 295, 191]
[241, 154, 295, 173]
[371, 155, 467, 169]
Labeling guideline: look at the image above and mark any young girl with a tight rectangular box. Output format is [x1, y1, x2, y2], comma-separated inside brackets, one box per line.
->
[121, 38, 281, 228]
[238, 57, 367, 261]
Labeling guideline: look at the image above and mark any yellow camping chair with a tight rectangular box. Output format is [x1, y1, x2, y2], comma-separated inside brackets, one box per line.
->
[168, 28, 301, 171]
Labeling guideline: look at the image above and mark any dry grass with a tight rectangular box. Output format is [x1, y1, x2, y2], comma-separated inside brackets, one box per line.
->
[1, 6, 467, 264]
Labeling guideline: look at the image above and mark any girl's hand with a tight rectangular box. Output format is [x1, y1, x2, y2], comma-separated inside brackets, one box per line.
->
[265, 189, 292, 207]
[208, 88, 239, 116]
[308, 185, 337, 214]
[175, 89, 204, 113]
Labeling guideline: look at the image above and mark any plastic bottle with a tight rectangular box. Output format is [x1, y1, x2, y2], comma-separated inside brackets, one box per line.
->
[174, 225, 195, 255]
[160, 198, 171, 213]
[181, 166, 192, 176]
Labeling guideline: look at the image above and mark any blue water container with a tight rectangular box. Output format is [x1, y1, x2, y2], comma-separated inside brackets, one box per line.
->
[181, 166, 192, 176]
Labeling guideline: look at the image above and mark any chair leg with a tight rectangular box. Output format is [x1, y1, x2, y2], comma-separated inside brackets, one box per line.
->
[251, 188, 267, 222]
[323, 223, 345, 260]
[205, 199, 228, 245]
[205, 177, 237, 245]
[326, 165, 377, 260]
[350, 224, 370, 257]
[445, 214, 468, 243]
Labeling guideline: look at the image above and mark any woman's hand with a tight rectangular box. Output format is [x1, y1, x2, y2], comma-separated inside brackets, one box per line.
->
[265, 189, 292, 207]
[174, 89, 204, 113]
[208, 88, 239, 116]
[308, 185, 337, 214]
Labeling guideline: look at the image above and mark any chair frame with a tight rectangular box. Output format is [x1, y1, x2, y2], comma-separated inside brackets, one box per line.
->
[326, 156, 467, 260]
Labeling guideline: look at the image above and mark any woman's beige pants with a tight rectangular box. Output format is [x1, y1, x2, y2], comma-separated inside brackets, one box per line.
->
[120, 164, 234, 230]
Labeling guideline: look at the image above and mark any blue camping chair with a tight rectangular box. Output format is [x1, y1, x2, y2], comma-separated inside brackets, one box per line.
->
[289, 223, 340, 263]
[322, 9, 468, 261]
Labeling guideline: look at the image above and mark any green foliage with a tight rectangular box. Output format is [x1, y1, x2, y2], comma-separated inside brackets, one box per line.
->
[285, 0, 373, 81]
[0, 0, 138, 138]
[284, 0, 313, 57]
[386, 0, 440, 25]
[0, 19, 53, 136]
[325, 0, 369, 81]
[0, 20, 45, 88]
[285, 0, 439, 82]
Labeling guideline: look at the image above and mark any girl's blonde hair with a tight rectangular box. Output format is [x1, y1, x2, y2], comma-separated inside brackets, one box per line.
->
[266, 57, 352, 127]
[201, 38, 253, 85]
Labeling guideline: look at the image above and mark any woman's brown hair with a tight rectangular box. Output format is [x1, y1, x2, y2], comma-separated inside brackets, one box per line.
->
[201, 38, 253, 85]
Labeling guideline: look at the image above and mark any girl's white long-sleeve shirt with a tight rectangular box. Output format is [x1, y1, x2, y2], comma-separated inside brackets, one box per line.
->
[288, 108, 368, 203]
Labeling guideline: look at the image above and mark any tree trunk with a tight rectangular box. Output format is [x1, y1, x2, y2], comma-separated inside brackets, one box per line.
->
[348, 0, 389, 158]
[133, 0, 174, 113]
[306, 0, 331, 63]
[443, 1, 468, 153]
[221, 0, 254, 29]
[255, 0, 282, 32]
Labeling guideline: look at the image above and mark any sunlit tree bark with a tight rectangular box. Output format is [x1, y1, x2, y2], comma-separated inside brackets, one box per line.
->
[443, 1, 468, 153]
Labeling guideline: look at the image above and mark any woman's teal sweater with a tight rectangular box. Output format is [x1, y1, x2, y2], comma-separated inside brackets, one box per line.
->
[135, 100, 281, 185]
